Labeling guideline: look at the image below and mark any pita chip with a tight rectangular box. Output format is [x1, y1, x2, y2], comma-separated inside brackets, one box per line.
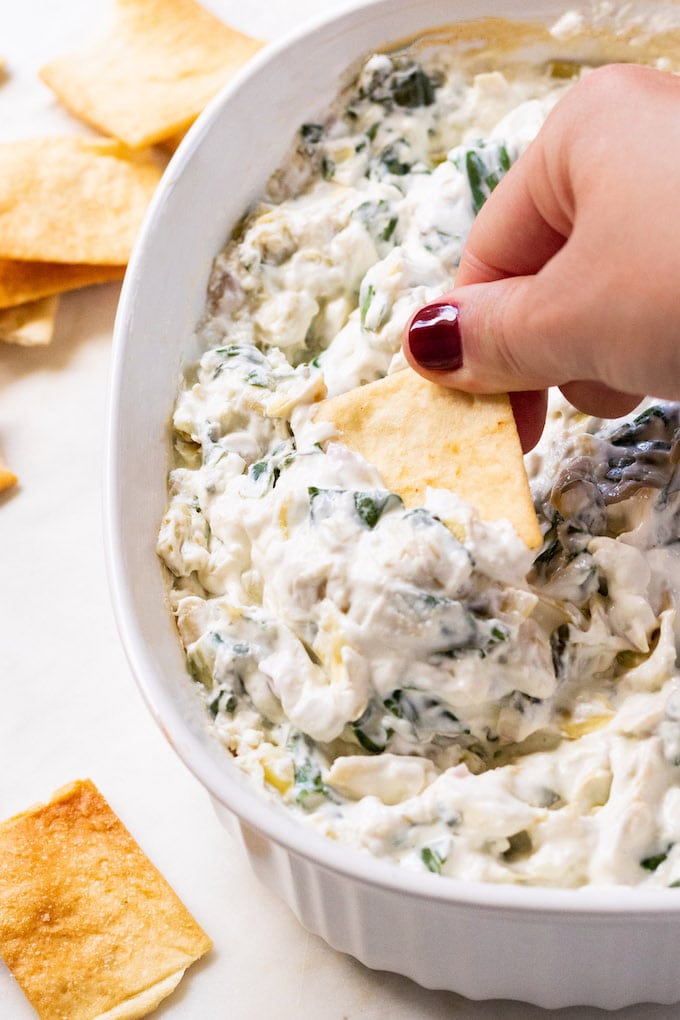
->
[0, 137, 162, 265]
[0, 296, 59, 346]
[314, 369, 542, 548]
[0, 462, 17, 494]
[0, 779, 212, 1020]
[0, 258, 124, 309]
[40, 0, 263, 149]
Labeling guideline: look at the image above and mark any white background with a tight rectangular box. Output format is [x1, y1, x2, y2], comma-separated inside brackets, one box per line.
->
[0, 2, 679, 1017]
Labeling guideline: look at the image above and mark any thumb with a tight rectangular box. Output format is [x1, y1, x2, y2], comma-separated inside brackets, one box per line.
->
[402, 268, 642, 421]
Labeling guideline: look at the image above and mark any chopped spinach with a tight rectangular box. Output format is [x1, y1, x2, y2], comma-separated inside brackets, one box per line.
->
[550, 623, 571, 681]
[384, 689, 418, 721]
[360, 283, 375, 325]
[641, 845, 674, 871]
[310, 486, 401, 529]
[390, 66, 437, 107]
[353, 490, 403, 528]
[248, 443, 296, 492]
[352, 200, 399, 247]
[421, 845, 446, 874]
[610, 405, 675, 446]
[490, 624, 509, 644]
[214, 343, 266, 362]
[294, 758, 331, 809]
[207, 688, 237, 718]
[352, 722, 387, 754]
[384, 688, 467, 744]
[358, 58, 438, 110]
[300, 122, 324, 144]
[380, 144, 412, 176]
[289, 733, 334, 810]
[534, 513, 563, 566]
[351, 699, 392, 754]
[245, 368, 269, 388]
[381, 216, 398, 242]
[308, 486, 335, 522]
[457, 140, 513, 213]
[248, 459, 280, 491]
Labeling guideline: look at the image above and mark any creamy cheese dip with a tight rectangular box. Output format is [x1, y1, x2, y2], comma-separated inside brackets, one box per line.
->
[157, 38, 680, 887]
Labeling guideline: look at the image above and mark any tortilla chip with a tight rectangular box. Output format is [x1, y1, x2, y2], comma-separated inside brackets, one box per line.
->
[0, 137, 162, 265]
[0, 779, 212, 1020]
[40, 0, 263, 149]
[0, 465, 17, 493]
[0, 296, 58, 346]
[157, 128, 187, 155]
[0, 259, 123, 309]
[314, 369, 542, 548]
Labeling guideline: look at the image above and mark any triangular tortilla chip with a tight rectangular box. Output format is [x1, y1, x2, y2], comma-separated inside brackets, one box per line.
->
[0, 296, 58, 346]
[0, 258, 123, 309]
[0, 137, 162, 265]
[40, 0, 263, 149]
[314, 369, 542, 548]
[0, 779, 212, 1020]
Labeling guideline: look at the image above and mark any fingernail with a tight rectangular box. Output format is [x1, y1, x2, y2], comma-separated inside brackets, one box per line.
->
[407, 302, 463, 372]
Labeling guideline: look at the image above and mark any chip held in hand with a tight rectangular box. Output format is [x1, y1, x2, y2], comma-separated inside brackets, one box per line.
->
[314, 369, 542, 549]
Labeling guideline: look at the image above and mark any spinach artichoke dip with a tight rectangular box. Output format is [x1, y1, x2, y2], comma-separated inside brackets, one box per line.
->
[157, 34, 680, 887]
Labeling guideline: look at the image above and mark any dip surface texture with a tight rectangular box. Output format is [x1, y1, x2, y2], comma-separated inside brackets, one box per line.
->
[158, 38, 680, 887]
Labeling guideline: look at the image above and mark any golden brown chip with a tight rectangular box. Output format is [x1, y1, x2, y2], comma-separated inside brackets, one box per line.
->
[0, 296, 58, 346]
[0, 465, 17, 493]
[157, 128, 187, 155]
[40, 0, 263, 149]
[0, 258, 124, 309]
[314, 369, 542, 548]
[0, 137, 162, 265]
[0, 779, 212, 1020]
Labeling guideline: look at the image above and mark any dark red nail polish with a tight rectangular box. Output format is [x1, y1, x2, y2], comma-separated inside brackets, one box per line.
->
[408, 302, 463, 372]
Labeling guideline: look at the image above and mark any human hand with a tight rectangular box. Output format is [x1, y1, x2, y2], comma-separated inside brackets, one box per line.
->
[403, 63, 680, 450]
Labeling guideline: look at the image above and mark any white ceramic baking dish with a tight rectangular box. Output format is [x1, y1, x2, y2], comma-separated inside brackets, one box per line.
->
[105, 0, 680, 1008]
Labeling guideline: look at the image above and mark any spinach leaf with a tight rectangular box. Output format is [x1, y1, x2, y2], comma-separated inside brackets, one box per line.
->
[353, 490, 403, 528]
[353, 200, 399, 246]
[380, 144, 412, 176]
[641, 845, 674, 871]
[300, 122, 324, 144]
[360, 283, 375, 326]
[358, 58, 438, 110]
[294, 758, 331, 809]
[390, 66, 436, 108]
[289, 733, 335, 810]
[207, 688, 237, 718]
[351, 699, 392, 754]
[457, 141, 513, 214]
[421, 845, 446, 874]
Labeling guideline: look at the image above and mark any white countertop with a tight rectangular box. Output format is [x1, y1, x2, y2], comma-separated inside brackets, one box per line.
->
[1, 2, 679, 1018]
